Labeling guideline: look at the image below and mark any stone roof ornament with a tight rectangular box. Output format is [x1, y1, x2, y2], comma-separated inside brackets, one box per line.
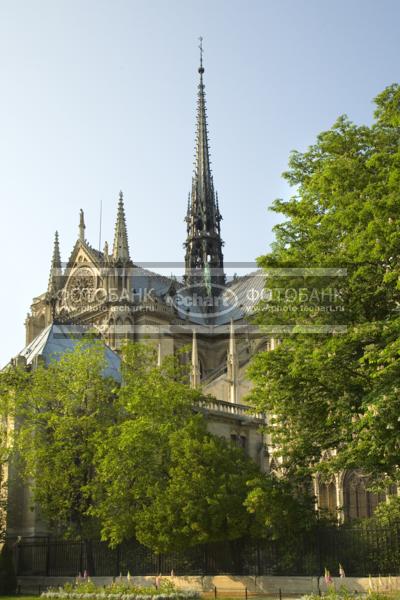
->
[112, 190, 131, 262]
[47, 231, 62, 294]
[79, 209, 86, 242]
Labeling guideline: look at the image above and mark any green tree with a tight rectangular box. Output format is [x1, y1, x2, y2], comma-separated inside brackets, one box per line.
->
[249, 84, 400, 488]
[1, 339, 315, 553]
[91, 343, 260, 551]
[0, 367, 29, 542]
[5, 340, 117, 540]
[134, 420, 260, 552]
[0, 420, 8, 542]
[245, 475, 317, 540]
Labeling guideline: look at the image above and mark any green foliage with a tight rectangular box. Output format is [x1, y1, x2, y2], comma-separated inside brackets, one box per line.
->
[302, 593, 398, 600]
[0, 367, 29, 541]
[43, 580, 199, 600]
[91, 343, 260, 552]
[3, 339, 117, 539]
[133, 420, 260, 551]
[249, 84, 400, 487]
[0, 544, 17, 595]
[61, 580, 98, 593]
[245, 475, 317, 539]
[43, 593, 198, 600]
[373, 496, 400, 525]
[2, 338, 316, 552]
[57, 579, 181, 596]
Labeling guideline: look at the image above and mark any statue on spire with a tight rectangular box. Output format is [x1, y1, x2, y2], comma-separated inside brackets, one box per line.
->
[79, 209, 86, 242]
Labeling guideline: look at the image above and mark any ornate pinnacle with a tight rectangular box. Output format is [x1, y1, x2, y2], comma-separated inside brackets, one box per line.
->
[79, 209, 86, 242]
[47, 231, 62, 295]
[112, 190, 131, 262]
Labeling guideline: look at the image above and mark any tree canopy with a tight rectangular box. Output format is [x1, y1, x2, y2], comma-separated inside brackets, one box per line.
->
[248, 84, 400, 489]
[90, 343, 262, 551]
[1, 340, 313, 550]
[6, 340, 117, 539]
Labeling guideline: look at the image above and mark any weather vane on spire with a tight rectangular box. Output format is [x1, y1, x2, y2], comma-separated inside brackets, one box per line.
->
[198, 36, 204, 73]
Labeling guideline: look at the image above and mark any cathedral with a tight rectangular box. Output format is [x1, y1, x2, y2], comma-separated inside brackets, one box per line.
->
[4, 51, 391, 539]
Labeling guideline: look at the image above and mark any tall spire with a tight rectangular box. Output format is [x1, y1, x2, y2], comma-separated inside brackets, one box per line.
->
[79, 209, 86, 242]
[47, 231, 62, 294]
[184, 39, 224, 290]
[112, 191, 131, 262]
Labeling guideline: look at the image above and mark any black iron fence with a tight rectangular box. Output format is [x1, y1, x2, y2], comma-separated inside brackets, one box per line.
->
[9, 522, 400, 577]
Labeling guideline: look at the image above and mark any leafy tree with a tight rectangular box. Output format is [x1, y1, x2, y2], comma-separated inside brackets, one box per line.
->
[91, 343, 261, 551]
[1, 339, 315, 553]
[134, 420, 260, 552]
[372, 495, 400, 525]
[5, 340, 117, 541]
[0, 367, 29, 542]
[245, 475, 317, 540]
[249, 84, 400, 489]
[0, 422, 8, 542]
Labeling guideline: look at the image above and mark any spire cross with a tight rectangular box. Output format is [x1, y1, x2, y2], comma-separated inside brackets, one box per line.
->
[198, 36, 204, 73]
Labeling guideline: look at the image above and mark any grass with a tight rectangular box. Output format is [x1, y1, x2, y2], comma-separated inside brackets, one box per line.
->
[2, 597, 40, 600]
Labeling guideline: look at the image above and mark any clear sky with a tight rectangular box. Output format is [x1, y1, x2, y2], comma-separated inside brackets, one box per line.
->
[0, 0, 399, 366]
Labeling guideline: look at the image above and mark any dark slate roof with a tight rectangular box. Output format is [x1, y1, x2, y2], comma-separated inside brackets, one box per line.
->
[130, 264, 181, 298]
[173, 269, 265, 326]
[227, 270, 265, 316]
[18, 323, 121, 381]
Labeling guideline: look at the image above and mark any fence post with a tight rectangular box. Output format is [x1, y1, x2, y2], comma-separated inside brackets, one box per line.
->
[203, 544, 208, 575]
[316, 521, 323, 577]
[14, 542, 21, 576]
[157, 553, 162, 574]
[116, 545, 121, 577]
[45, 537, 50, 576]
[79, 541, 84, 576]
[214, 586, 217, 599]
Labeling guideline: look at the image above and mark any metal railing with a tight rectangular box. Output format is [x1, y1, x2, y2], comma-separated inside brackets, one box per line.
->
[9, 522, 400, 578]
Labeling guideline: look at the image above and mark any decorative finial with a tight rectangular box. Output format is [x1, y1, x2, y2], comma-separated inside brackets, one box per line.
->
[112, 190, 130, 262]
[47, 230, 62, 297]
[198, 36, 204, 74]
[79, 209, 86, 242]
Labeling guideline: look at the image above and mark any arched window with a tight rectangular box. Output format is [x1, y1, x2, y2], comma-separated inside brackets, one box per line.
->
[343, 471, 385, 520]
[318, 479, 337, 516]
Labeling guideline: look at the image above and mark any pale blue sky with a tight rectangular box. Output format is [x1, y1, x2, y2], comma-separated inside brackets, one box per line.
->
[0, 0, 399, 366]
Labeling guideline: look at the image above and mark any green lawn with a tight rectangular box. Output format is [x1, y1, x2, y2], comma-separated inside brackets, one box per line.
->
[2, 597, 40, 600]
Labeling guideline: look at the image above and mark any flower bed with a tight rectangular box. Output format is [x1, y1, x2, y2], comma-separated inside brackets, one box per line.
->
[41, 582, 200, 600]
[42, 594, 200, 600]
